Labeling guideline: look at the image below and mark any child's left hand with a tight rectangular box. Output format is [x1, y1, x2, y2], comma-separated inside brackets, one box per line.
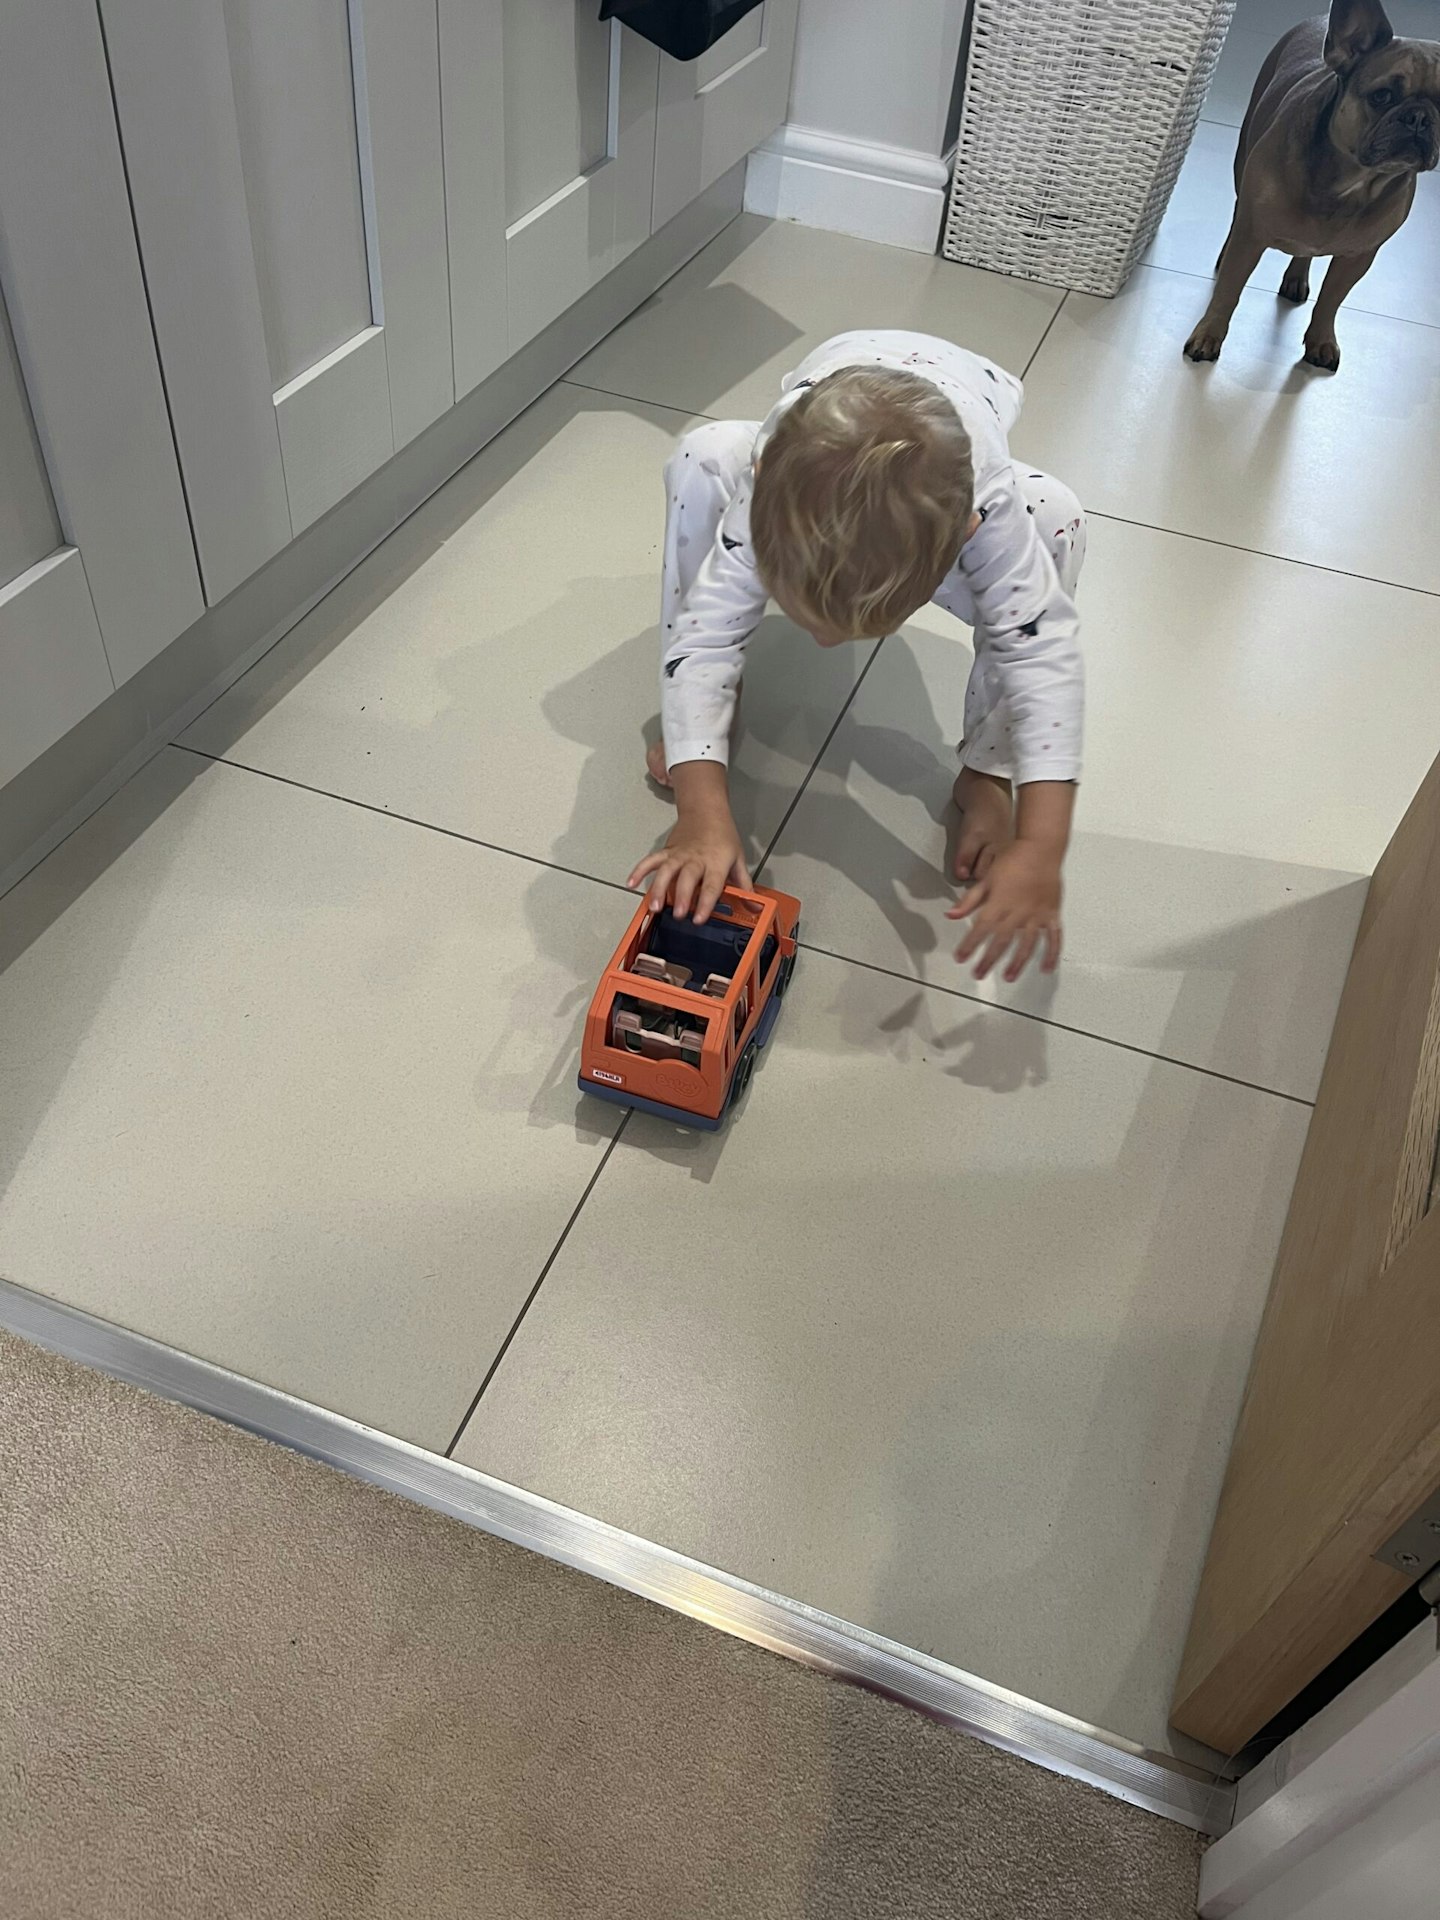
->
[947, 841, 1063, 982]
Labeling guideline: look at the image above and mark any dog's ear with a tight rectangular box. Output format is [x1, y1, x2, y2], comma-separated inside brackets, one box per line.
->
[1324, 0, 1395, 74]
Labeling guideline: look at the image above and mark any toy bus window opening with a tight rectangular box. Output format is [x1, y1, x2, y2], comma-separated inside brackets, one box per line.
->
[639, 906, 758, 990]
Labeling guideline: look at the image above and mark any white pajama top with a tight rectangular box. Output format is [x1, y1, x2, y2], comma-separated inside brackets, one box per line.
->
[659, 330, 1085, 786]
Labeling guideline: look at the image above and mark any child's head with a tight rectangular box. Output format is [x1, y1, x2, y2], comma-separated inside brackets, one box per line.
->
[751, 368, 974, 645]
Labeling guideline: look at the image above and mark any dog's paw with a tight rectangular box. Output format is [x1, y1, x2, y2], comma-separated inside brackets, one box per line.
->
[1279, 264, 1311, 304]
[1184, 326, 1225, 363]
[1303, 335, 1341, 371]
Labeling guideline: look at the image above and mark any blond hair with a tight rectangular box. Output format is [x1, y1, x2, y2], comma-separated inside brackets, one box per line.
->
[751, 368, 974, 640]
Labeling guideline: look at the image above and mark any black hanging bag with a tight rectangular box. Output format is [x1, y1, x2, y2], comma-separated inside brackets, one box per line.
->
[598, 0, 766, 63]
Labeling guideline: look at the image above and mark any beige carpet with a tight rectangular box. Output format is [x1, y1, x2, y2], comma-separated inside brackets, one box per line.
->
[0, 1330, 1201, 1918]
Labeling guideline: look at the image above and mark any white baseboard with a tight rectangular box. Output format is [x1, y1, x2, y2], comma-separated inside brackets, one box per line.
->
[744, 124, 951, 255]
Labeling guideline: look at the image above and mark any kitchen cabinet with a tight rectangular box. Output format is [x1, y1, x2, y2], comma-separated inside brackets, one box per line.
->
[443, 2, 798, 387]
[442, 2, 660, 390]
[0, 292, 113, 791]
[0, 0, 203, 784]
[1, 0, 796, 820]
[99, 0, 454, 604]
[653, 0, 801, 230]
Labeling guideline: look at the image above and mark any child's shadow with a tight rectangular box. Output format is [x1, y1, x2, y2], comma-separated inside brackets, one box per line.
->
[536, 596, 865, 885]
[873, 987, 1049, 1095]
[768, 632, 976, 956]
[765, 628, 1056, 1087]
[502, 585, 866, 1137]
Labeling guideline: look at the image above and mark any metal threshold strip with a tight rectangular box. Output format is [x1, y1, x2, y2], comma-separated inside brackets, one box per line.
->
[0, 1277, 1233, 1835]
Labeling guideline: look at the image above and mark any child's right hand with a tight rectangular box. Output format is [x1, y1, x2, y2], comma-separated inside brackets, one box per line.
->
[628, 814, 752, 925]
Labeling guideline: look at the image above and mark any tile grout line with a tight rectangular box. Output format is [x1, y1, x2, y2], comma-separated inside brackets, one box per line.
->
[176, 661, 879, 908]
[754, 639, 887, 878]
[171, 743, 640, 899]
[176, 746, 1315, 1108]
[569, 327, 1437, 594]
[561, 374, 720, 422]
[442, 1116, 632, 1457]
[1021, 289, 1069, 379]
[566, 290, 1074, 424]
[1132, 254, 1440, 338]
[1085, 510, 1440, 600]
[796, 938, 1318, 1109]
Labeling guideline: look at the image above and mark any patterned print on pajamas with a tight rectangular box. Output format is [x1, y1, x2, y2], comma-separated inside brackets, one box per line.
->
[657, 331, 1085, 787]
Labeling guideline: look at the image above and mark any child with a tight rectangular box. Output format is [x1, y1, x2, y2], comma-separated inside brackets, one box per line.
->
[627, 330, 1085, 985]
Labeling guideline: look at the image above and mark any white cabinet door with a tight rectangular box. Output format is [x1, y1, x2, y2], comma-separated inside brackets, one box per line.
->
[442, 3, 659, 388]
[0, 288, 112, 787]
[652, 0, 799, 230]
[100, 0, 454, 604]
[0, 0, 204, 773]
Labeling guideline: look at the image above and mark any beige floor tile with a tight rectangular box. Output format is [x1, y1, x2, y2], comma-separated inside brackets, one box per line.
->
[0, 749, 626, 1449]
[15, 150, 1422, 1764]
[569, 215, 1065, 421]
[1150, 119, 1440, 332]
[761, 610, 1375, 1103]
[763, 512, 1440, 1099]
[1073, 528, 1440, 886]
[1017, 265, 1440, 592]
[182, 385, 867, 886]
[1205, 19, 1286, 130]
[455, 946, 1309, 1756]
[775, 804, 1360, 1104]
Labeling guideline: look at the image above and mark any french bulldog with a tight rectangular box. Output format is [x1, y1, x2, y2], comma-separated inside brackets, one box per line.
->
[1184, 0, 1440, 370]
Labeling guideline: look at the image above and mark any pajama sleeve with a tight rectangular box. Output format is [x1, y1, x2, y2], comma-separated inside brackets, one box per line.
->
[660, 490, 770, 772]
[959, 477, 1085, 784]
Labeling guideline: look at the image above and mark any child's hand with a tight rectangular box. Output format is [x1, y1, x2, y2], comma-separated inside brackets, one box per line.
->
[628, 817, 753, 925]
[947, 841, 1063, 981]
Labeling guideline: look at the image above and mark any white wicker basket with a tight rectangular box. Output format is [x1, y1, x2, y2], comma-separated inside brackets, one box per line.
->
[943, 0, 1237, 296]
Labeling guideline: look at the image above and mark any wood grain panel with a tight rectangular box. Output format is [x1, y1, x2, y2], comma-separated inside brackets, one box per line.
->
[1173, 750, 1440, 1752]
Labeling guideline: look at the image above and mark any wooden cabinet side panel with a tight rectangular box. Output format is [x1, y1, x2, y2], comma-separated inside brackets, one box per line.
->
[1173, 752, 1440, 1750]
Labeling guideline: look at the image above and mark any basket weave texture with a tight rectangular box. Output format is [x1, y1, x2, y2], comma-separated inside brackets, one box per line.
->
[943, 0, 1238, 295]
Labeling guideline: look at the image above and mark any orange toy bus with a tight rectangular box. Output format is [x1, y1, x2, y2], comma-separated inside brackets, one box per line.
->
[579, 883, 801, 1130]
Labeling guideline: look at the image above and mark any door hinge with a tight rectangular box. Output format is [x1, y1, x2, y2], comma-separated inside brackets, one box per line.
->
[1374, 1484, 1440, 1582]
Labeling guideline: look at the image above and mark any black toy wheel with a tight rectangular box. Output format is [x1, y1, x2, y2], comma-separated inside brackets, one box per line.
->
[775, 920, 800, 998]
[731, 1039, 758, 1108]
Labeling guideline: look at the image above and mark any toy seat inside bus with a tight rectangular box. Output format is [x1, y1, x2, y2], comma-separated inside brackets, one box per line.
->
[610, 904, 778, 1066]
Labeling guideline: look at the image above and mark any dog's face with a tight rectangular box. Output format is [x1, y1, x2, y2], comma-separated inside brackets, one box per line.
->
[1325, 1, 1440, 174]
